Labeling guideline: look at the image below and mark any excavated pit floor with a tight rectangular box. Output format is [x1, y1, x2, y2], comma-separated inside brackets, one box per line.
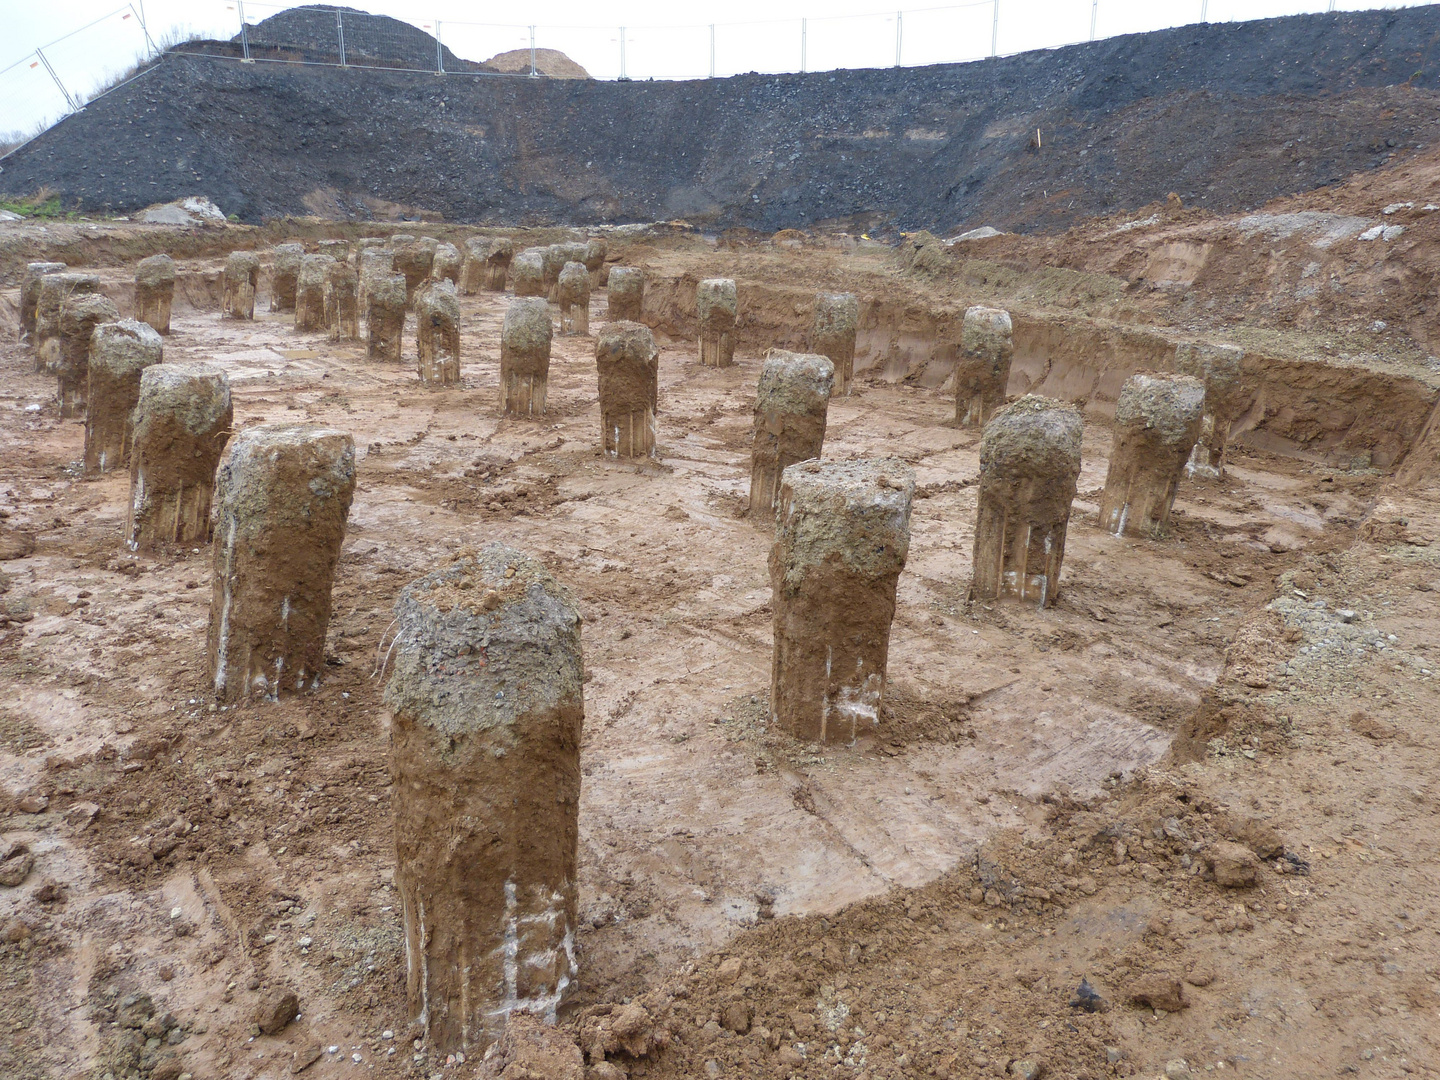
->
[0, 258, 1386, 1076]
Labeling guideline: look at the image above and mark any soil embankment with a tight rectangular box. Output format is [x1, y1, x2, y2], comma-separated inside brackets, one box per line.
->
[6, 7, 1440, 229]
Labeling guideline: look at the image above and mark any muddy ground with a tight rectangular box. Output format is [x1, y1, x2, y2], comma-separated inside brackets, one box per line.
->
[0, 212, 1438, 1080]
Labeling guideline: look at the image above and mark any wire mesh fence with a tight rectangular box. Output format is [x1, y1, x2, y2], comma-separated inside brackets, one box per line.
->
[3, 0, 1436, 152]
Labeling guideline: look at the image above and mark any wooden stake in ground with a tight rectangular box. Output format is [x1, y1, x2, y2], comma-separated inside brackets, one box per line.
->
[386, 544, 584, 1054]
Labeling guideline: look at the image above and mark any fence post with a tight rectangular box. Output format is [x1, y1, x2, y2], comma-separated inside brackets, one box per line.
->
[238, 0, 251, 62]
[529, 26, 537, 76]
[34, 49, 79, 112]
[131, 3, 158, 58]
[1090, 0, 1098, 40]
[436, 20, 444, 74]
[990, 0, 999, 57]
[709, 24, 715, 77]
[801, 18, 806, 74]
[337, 9, 346, 66]
[1200, 0, 1208, 21]
[619, 27, 627, 80]
[895, 11, 902, 67]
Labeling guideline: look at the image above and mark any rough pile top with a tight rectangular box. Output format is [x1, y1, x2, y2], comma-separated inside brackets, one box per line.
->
[136, 363, 231, 436]
[369, 274, 407, 307]
[1174, 342, 1245, 394]
[135, 254, 176, 286]
[418, 280, 460, 320]
[218, 424, 356, 536]
[558, 261, 590, 298]
[39, 273, 99, 302]
[1114, 373, 1207, 444]
[776, 457, 915, 578]
[608, 266, 643, 291]
[757, 351, 835, 413]
[503, 297, 553, 351]
[512, 249, 545, 282]
[327, 259, 357, 285]
[225, 251, 260, 275]
[595, 322, 657, 365]
[359, 249, 394, 273]
[979, 395, 1084, 476]
[383, 544, 584, 740]
[697, 278, 737, 319]
[298, 254, 337, 287]
[271, 244, 304, 272]
[812, 293, 859, 335]
[962, 306, 1014, 355]
[90, 320, 164, 374]
[59, 293, 120, 335]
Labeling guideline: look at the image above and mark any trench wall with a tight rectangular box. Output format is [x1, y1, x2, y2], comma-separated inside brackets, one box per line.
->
[639, 271, 1437, 469]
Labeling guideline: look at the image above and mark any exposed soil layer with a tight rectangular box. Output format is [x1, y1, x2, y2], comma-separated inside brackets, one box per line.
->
[0, 189, 1438, 1080]
[8, 8, 1440, 231]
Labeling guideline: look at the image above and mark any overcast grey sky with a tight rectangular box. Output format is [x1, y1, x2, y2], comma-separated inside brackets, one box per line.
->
[2, 0, 1432, 140]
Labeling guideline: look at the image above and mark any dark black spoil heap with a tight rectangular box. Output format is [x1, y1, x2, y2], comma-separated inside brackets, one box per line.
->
[5, 5, 1440, 231]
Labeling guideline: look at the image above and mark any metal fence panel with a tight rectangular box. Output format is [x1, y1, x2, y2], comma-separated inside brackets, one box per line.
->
[894, 4, 995, 68]
[528, 25, 628, 81]
[0, 60, 70, 149]
[437, 21, 532, 76]
[713, 17, 806, 77]
[805, 11, 898, 73]
[623, 25, 713, 81]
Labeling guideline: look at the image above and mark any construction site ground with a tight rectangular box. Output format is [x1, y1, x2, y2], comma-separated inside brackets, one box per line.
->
[0, 176, 1439, 1080]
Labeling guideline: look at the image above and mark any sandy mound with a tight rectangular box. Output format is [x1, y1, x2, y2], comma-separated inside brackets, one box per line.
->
[483, 48, 590, 78]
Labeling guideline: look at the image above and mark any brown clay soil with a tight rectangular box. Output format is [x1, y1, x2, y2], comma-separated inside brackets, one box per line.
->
[1, 159, 1439, 1080]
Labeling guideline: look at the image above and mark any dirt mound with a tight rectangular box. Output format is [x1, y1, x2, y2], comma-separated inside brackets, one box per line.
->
[236, 5, 483, 72]
[483, 48, 590, 79]
[6, 7, 1440, 228]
